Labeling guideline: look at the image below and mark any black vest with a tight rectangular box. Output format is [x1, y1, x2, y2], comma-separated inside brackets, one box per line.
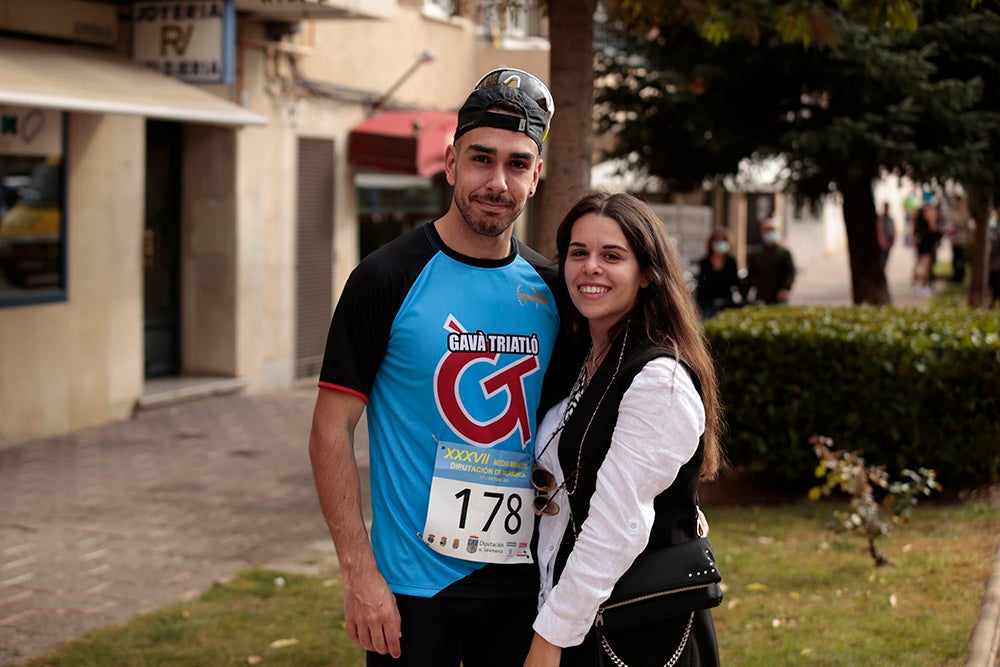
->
[552, 327, 705, 584]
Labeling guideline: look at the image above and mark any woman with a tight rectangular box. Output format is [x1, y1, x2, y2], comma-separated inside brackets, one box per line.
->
[695, 227, 742, 319]
[525, 191, 723, 666]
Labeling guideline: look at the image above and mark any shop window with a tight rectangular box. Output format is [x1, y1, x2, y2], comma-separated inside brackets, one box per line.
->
[357, 173, 449, 259]
[0, 107, 66, 306]
[477, 0, 546, 42]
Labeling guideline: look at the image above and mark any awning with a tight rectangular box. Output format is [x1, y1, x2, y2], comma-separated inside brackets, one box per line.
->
[348, 111, 456, 177]
[0, 37, 266, 127]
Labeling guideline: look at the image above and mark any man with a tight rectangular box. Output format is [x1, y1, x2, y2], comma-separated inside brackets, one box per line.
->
[745, 218, 796, 304]
[308, 69, 567, 666]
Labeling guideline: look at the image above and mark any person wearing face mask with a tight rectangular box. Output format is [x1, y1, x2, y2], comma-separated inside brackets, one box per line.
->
[695, 227, 742, 319]
[745, 218, 796, 305]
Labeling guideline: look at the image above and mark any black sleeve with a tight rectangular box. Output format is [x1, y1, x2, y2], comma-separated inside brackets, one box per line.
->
[317, 259, 394, 400]
[318, 227, 434, 399]
[781, 249, 796, 290]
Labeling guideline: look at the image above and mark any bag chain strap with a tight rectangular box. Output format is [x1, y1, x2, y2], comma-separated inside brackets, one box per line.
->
[599, 612, 694, 667]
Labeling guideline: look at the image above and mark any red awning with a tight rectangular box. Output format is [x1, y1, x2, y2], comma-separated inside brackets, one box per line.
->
[348, 110, 457, 177]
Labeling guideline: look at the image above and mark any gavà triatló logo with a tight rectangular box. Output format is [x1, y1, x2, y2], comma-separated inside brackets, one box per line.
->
[434, 315, 541, 449]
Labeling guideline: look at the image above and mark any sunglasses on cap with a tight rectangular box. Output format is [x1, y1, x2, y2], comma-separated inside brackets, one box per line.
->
[474, 68, 555, 142]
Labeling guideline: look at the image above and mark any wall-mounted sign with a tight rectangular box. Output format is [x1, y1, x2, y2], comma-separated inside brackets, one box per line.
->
[132, 1, 235, 85]
[0, 106, 62, 158]
[0, 0, 118, 45]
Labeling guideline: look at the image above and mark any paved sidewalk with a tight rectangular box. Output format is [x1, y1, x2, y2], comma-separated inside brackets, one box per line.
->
[0, 388, 332, 665]
[787, 232, 934, 307]
[1, 243, 996, 666]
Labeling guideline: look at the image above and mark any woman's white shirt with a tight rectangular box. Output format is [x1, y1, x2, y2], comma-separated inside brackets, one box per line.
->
[532, 356, 705, 647]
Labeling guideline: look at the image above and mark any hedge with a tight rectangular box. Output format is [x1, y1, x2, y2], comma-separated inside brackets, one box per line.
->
[703, 305, 1000, 492]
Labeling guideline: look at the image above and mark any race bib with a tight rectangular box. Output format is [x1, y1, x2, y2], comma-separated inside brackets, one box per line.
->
[422, 440, 535, 564]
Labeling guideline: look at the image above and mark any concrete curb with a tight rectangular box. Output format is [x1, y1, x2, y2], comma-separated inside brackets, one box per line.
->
[966, 539, 1000, 667]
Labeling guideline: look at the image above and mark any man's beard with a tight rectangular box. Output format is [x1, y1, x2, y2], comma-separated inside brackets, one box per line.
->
[456, 192, 521, 238]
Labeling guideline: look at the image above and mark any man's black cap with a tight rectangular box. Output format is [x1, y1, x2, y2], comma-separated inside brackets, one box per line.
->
[454, 85, 547, 151]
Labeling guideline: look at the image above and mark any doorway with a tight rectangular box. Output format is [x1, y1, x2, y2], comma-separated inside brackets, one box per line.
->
[143, 120, 182, 378]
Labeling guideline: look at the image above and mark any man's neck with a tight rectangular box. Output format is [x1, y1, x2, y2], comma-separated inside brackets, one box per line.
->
[434, 210, 514, 260]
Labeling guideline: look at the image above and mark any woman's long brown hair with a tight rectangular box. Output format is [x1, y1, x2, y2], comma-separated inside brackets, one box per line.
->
[555, 190, 724, 480]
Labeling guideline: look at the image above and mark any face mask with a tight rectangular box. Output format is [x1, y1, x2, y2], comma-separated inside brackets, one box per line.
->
[990, 217, 998, 231]
[712, 240, 730, 254]
[763, 230, 780, 245]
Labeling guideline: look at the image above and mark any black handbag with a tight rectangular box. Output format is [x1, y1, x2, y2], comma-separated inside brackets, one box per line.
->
[595, 536, 723, 632]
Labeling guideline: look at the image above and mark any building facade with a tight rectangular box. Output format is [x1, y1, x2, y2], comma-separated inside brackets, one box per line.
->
[0, 0, 549, 446]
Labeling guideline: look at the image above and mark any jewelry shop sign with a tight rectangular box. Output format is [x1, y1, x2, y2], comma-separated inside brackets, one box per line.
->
[133, 1, 235, 84]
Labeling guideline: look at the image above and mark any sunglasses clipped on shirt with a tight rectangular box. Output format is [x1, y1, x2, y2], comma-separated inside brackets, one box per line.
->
[530, 464, 560, 516]
[473, 67, 555, 142]
[530, 462, 585, 517]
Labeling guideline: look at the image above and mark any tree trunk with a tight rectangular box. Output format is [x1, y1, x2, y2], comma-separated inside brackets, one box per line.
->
[538, 0, 596, 258]
[966, 189, 993, 309]
[869, 538, 892, 567]
[841, 176, 890, 305]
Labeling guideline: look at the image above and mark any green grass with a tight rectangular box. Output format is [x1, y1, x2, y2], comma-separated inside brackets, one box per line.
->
[22, 570, 365, 667]
[710, 499, 999, 666]
[22, 499, 999, 667]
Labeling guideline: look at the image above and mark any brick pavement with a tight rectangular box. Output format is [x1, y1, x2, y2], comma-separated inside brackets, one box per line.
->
[0, 388, 333, 665]
[787, 229, 933, 308]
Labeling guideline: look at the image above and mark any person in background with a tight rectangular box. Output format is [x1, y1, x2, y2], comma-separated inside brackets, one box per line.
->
[745, 218, 796, 304]
[988, 210, 1000, 307]
[524, 191, 723, 667]
[911, 199, 943, 297]
[876, 202, 896, 270]
[945, 193, 971, 284]
[308, 68, 570, 667]
[695, 226, 743, 320]
[902, 193, 920, 246]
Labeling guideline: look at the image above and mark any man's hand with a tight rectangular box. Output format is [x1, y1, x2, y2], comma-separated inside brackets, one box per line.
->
[343, 570, 402, 657]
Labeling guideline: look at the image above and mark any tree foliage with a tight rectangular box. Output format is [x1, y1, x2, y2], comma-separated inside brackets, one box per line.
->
[607, 0, 918, 47]
[538, 0, 923, 257]
[594, 0, 1000, 304]
[901, 1, 1000, 305]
